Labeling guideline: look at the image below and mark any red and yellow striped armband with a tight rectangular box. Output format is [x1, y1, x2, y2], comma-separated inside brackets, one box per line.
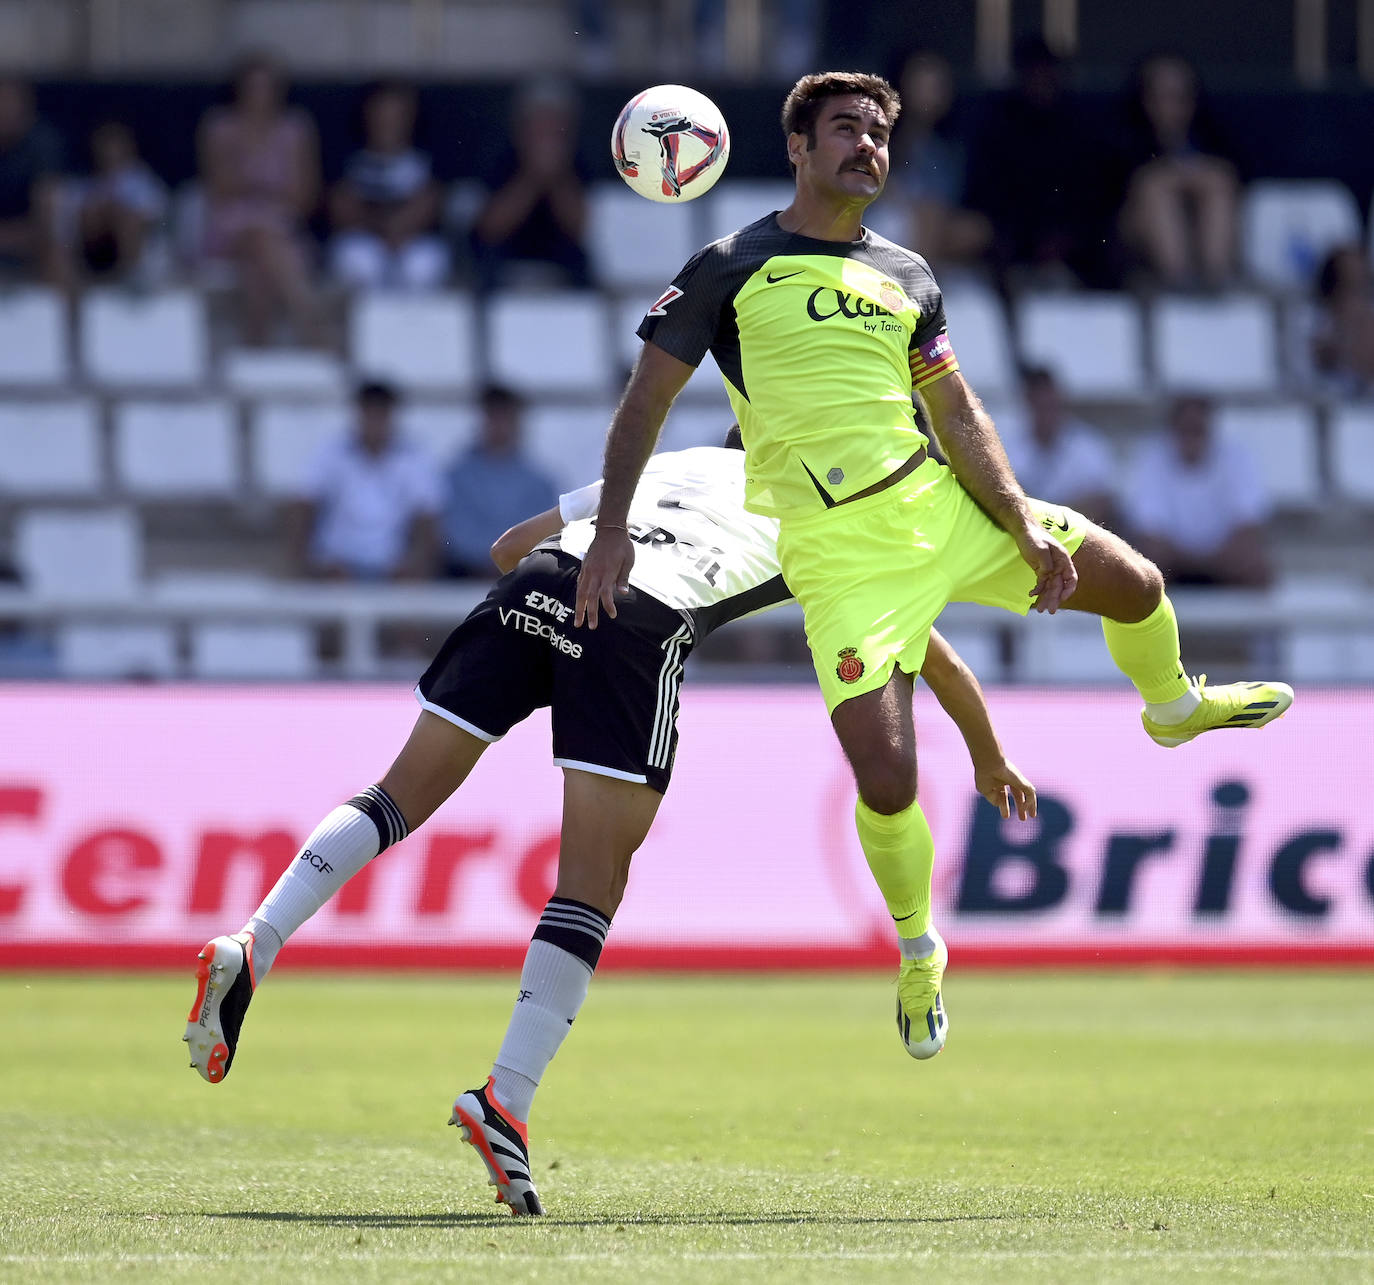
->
[909, 331, 960, 389]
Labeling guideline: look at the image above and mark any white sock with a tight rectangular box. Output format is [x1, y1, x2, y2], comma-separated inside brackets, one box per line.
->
[490, 898, 611, 1121]
[1146, 684, 1203, 726]
[239, 785, 408, 979]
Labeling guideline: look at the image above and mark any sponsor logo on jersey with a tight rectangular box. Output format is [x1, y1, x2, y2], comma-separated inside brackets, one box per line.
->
[498, 607, 583, 657]
[647, 285, 683, 317]
[836, 646, 865, 684]
[920, 333, 952, 364]
[524, 589, 573, 623]
[806, 287, 894, 323]
[766, 269, 804, 283]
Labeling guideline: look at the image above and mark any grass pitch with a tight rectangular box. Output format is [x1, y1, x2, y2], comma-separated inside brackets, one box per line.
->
[1, 971, 1370, 1283]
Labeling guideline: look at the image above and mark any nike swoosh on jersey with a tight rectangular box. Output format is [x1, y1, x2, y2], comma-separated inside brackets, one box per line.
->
[766, 270, 804, 283]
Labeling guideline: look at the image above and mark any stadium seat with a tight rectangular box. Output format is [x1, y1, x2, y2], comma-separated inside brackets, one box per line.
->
[222, 348, 347, 396]
[14, 507, 142, 599]
[657, 405, 733, 453]
[0, 400, 101, 495]
[611, 296, 730, 405]
[698, 180, 796, 244]
[249, 400, 350, 498]
[1214, 404, 1321, 509]
[397, 401, 479, 467]
[113, 399, 240, 497]
[1242, 180, 1363, 291]
[57, 622, 178, 679]
[350, 291, 478, 391]
[1015, 611, 1122, 683]
[0, 288, 69, 385]
[1016, 293, 1147, 398]
[1283, 626, 1374, 682]
[189, 621, 317, 679]
[80, 288, 208, 386]
[1328, 406, 1374, 506]
[487, 291, 612, 396]
[588, 182, 699, 290]
[523, 402, 616, 491]
[927, 622, 1004, 683]
[943, 281, 1016, 399]
[1151, 295, 1279, 394]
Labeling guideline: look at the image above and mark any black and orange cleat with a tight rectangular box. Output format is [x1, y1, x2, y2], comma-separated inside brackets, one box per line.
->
[183, 933, 256, 1084]
[449, 1077, 544, 1216]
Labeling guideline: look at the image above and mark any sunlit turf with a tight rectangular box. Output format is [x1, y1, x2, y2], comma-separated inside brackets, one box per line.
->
[2, 971, 1371, 1282]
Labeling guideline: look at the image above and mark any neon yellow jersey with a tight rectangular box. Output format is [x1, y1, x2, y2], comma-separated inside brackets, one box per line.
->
[637, 213, 960, 517]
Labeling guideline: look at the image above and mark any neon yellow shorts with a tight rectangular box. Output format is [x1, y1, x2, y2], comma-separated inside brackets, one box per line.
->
[775, 456, 1088, 713]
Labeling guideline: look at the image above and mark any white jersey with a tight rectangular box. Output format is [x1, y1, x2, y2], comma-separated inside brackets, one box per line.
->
[549, 447, 790, 638]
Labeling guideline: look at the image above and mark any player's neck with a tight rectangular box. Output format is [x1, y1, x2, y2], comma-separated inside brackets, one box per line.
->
[776, 195, 867, 243]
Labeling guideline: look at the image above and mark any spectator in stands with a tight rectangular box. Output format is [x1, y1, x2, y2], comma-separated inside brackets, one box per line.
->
[288, 381, 443, 580]
[886, 50, 989, 268]
[75, 121, 168, 284]
[441, 384, 558, 578]
[0, 77, 68, 286]
[1118, 55, 1239, 291]
[965, 37, 1120, 289]
[198, 52, 323, 345]
[470, 81, 590, 292]
[1119, 395, 1273, 587]
[1310, 244, 1374, 397]
[999, 366, 1117, 528]
[329, 81, 448, 291]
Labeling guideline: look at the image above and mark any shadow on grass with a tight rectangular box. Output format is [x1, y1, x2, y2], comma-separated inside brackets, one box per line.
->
[203, 1210, 1013, 1229]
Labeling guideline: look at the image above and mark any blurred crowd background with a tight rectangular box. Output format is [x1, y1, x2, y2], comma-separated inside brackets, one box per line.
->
[1, 0, 1372, 684]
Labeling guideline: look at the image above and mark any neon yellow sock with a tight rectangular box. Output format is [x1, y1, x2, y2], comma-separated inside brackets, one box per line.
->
[855, 796, 934, 939]
[1101, 595, 1192, 704]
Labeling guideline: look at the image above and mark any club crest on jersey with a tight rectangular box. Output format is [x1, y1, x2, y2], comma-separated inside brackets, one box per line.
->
[647, 285, 683, 317]
[836, 646, 865, 684]
[878, 280, 907, 312]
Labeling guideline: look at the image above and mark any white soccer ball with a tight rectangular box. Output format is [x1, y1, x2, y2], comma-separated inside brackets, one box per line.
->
[611, 84, 731, 203]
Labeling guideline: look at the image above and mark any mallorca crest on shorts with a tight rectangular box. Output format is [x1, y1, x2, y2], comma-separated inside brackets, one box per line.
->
[836, 646, 865, 684]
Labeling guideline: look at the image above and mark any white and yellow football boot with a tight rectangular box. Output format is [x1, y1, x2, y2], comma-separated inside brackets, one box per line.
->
[1142, 677, 1294, 748]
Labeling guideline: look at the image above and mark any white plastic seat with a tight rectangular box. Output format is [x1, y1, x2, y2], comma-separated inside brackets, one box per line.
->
[926, 623, 1004, 684]
[1014, 612, 1121, 683]
[0, 288, 69, 385]
[80, 288, 208, 386]
[698, 180, 795, 244]
[487, 291, 611, 396]
[1242, 180, 1363, 291]
[588, 182, 699, 290]
[248, 401, 350, 497]
[0, 400, 102, 495]
[1151, 295, 1279, 394]
[222, 348, 347, 396]
[1016, 293, 1146, 398]
[14, 507, 142, 599]
[611, 296, 729, 404]
[1328, 407, 1374, 506]
[189, 621, 316, 679]
[522, 403, 616, 491]
[113, 399, 239, 496]
[57, 622, 178, 678]
[943, 281, 1015, 400]
[1214, 404, 1320, 509]
[350, 291, 478, 391]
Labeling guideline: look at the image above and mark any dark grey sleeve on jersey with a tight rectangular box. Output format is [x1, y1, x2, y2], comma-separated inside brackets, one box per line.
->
[636, 244, 732, 368]
[905, 254, 949, 351]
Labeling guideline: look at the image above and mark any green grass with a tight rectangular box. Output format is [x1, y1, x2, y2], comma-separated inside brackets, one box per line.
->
[1, 972, 1371, 1283]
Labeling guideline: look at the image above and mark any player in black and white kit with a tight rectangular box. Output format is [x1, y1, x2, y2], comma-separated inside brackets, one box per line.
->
[181, 433, 1037, 1216]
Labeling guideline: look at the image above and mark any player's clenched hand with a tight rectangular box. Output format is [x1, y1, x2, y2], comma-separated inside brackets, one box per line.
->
[1016, 525, 1078, 614]
[575, 528, 634, 629]
[974, 757, 1037, 821]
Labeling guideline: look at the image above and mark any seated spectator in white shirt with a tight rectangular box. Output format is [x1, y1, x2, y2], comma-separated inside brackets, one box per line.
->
[999, 365, 1117, 527]
[329, 82, 448, 290]
[441, 384, 558, 578]
[76, 121, 168, 284]
[1119, 394, 1273, 588]
[288, 380, 443, 580]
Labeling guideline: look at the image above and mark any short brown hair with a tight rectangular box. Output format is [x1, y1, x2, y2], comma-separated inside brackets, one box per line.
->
[780, 71, 901, 146]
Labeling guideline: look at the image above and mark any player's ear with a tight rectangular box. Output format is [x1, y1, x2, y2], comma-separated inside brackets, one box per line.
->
[786, 130, 807, 170]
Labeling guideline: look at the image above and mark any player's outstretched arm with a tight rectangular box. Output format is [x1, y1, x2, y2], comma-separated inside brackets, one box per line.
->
[919, 371, 1078, 613]
[491, 506, 565, 574]
[920, 628, 1037, 821]
[575, 341, 694, 628]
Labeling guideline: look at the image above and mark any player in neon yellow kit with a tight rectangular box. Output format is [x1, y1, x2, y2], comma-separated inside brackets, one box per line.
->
[577, 71, 1293, 1060]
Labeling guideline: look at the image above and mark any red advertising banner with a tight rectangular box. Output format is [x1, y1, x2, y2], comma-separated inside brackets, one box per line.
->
[1, 684, 1370, 968]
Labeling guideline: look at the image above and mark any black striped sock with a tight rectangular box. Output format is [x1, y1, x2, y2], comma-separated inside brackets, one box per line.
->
[345, 784, 409, 853]
[530, 896, 611, 972]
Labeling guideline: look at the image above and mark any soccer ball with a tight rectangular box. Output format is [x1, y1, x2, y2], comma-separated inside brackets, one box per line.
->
[611, 84, 731, 203]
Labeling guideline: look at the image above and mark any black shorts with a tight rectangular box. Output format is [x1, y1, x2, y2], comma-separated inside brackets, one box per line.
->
[415, 550, 694, 793]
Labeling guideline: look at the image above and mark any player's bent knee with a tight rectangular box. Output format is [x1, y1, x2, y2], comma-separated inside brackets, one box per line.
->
[854, 764, 918, 816]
